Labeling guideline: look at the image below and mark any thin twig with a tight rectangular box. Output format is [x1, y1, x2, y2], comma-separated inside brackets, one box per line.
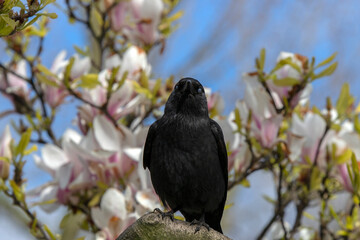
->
[3, 190, 50, 240]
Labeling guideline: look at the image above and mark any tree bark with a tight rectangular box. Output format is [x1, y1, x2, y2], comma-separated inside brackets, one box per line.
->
[116, 211, 232, 240]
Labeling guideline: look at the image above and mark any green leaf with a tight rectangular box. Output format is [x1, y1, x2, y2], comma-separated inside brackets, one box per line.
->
[262, 195, 275, 204]
[166, 11, 183, 22]
[132, 81, 153, 99]
[303, 211, 316, 220]
[116, 70, 128, 91]
[18, 15, 42, 31]
[15, 128, 32, 157]
[37, 64, 58, 78]
[74, 45, 89, 56]
[224, 203, 234, 210]
[36, 73, 59, 87]
[37, 12, 57, 19]
[0, 24, 14, 36]
[280, 57, 302, 73]
[240, 178, 250, 188]
[24, 145, 38, 155]
[152, 78, 162, 96]
[354, 115, 360, 135]
[234, 107, 242, 132]
[272, 77, 300, 87]
[43, 224, 56, 240]
[310, 167, 322, 191]
[0, 14, 16, 29]
[78, 74, 99, 89]
[64, 57, 75, 87]
[313, 62, 338, 80]
[329, 205, 340, 224]
[60, 212, 85, 240]
[15, 1, 26, 9]
[0, 156, 10, 163]
[336, 83, 354, 116]
[140, 71, 149, 88]
[89, 6, 102, 36]
[345, 216, 353, 230]
[256, 48, 266, 71]
[315, 52, 337, 69]
[88, 193, 102, 207]
[174, 215, 185, 221]
[9, 180, 24, 202]
[351, 153, 360, 193]
[334, 149, 352, 165]
[336, 230, 348, 236]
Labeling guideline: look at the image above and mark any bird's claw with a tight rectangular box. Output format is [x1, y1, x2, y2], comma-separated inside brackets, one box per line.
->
[190, 219, 210, 233]
[153, 208, 175, 221]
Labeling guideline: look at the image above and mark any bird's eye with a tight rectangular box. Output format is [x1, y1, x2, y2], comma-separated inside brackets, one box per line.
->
[197, 88, 202, 93]
[175, 85, 179, 90]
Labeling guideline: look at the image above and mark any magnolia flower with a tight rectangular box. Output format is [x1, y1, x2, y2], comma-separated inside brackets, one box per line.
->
[42, 51, 68, 108]
[0, 60, 29, 99]
[91, 188, 137, 239]
[0, 125, 12, 159]
[119, 46, 151, 80]
[77, 47, 151, 133]
[71, 54, 91, 79]
[215, 108, 251, 174]
[267, 52, 312, 108]
[206, 88, 225, 116]
[0, 125, 11, 180]
[110, 0, 164, 44]
[288, 112, 327, 166]
[33, 114, 144, 212]
[242, 74, 283, 148]
[265, 221, 290, 240]
[78, 77, 144, 134]
[325, 119, 360, 192]
[34, 129, 92, 211]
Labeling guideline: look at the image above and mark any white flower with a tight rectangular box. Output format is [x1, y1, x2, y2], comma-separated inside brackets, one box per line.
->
[0, 125, 12, 159]
[119, 46, 151, 80]
[288, 112, 327, 166]
[91, 188, 137, 239]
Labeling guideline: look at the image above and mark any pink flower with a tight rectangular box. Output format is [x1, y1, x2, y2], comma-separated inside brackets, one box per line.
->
[242, 74, 283, 148]
[338, 163, 354, 192]
[110, 0, 164, 44]
[42, 51, 68, 108]
[0, 60, 29, 99]
[0, 125, 11, 180]
[206, 88, 225, 116]
[267, 52, 312, 108]
[41, 51, 91, 108]
[0, 125, 12, 159]
[78, 78, 143, 133]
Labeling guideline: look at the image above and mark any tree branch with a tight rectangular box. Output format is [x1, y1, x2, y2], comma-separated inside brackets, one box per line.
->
[116, 211, 231, 240]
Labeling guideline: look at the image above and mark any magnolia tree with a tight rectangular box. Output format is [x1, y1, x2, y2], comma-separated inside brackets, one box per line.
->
[0, 0, 360, 240]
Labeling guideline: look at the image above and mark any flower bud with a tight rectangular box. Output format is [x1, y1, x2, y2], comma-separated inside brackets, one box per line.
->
[0, 159, 10, 180]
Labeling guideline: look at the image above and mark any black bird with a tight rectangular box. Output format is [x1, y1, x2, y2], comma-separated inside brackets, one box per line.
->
[143, 77, 228, 233]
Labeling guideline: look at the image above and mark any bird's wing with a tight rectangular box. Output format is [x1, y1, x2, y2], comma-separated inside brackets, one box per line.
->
[209, 119, 228, 189]
[143, 121, 158, 169]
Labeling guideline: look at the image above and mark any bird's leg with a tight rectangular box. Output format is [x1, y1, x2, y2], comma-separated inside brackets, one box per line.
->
[190, 213, 210, 233]
[153, 208, 177, 221]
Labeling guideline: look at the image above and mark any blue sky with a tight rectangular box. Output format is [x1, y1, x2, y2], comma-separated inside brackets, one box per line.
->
[1, 0, 360, 238]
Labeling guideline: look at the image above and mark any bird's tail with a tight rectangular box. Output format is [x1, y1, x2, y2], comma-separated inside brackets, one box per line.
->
[205, 208, 224, 234]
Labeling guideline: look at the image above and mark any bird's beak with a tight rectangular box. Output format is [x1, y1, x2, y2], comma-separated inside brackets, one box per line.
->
[184, 80, 195, 95]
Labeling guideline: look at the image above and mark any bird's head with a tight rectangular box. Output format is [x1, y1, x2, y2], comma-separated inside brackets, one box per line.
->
[164, 78, 208, 117]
